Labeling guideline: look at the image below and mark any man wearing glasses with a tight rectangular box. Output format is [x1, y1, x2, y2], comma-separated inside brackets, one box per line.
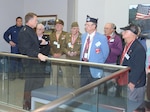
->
[80, 15, 109, 86]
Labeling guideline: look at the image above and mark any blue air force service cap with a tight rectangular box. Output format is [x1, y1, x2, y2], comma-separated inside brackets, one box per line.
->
[86, 15, 98, 24]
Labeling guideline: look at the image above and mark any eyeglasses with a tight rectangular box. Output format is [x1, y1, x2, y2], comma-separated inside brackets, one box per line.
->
[85, 23, 95, 27]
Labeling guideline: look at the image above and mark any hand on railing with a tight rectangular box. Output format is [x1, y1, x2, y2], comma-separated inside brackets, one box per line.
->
[38, 53, 48, 61]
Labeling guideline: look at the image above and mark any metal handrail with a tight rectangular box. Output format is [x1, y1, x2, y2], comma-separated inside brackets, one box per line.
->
[0, 52, 126, 69]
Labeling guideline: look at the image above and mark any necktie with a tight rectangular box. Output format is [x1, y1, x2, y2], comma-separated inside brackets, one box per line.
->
[107, 36, 111, 40]
[82, 36, 90, 61]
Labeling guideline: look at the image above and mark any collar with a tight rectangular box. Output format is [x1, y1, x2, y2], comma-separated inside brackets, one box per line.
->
[88, 31, 96, 39]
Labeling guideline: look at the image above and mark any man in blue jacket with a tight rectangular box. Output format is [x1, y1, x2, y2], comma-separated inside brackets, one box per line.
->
[80, 15, 109, 86]
[120, 24, 146, 111]
[3, 17, 23, 80]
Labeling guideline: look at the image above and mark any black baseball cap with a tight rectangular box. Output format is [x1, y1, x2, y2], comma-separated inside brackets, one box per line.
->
[120, 24, 139, 35]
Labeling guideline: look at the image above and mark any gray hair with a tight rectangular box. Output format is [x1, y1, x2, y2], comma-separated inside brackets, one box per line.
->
[36, 23, 45, 30]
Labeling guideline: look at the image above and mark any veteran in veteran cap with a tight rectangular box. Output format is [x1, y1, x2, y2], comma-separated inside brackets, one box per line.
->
[63, 21, 81, 88]
[86, 15, 98, 24]
[85, 15, 98, 34]
[50, 18, 68, 87]
[119, 23, 146, 112]
[120, 23, 139, 35]
[80, 15, 109, 86]
[64, 21, 81, 60]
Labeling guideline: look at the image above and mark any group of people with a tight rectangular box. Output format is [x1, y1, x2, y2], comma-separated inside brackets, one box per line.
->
[3, 11, 150, 111]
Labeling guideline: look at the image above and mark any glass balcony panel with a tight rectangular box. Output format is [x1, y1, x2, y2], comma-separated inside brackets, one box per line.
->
[33, 65, 128, 112]
[0, 52, 129, 112]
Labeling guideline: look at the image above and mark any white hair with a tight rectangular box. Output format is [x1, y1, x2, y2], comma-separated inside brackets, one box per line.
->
[37, 23, 45, 30]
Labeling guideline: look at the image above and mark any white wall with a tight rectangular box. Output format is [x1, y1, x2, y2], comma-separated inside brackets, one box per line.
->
[23, 0, 68, 31]
[76, 0, 105, 34]
[76, 0, 150, 34]
[67, 0, 76, 31]
[0, 0, 24, 52]
[0, 0, 150, 52]
[0, 0, 70, 52]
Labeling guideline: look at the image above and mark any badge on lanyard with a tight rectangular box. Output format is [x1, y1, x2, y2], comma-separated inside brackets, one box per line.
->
[109, 38, 114, 42]
[84, 53, 88, 59]
[57, 44, 60, 48]
[53, 41, 58, 45]
[125, 53, 130, 60]
[95, 41, 101, 47]
[68, 42, 71, 48]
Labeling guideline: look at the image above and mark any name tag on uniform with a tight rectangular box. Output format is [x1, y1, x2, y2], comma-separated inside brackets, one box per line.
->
[95, 41, 101, 47]
[68, 43, 71, 48]
[125, 53, 130, 60]
[84, 53, 88, 59]
[57, 44, 60, 48]
[109, 38, 114, 42]
[53, 41, 58, 45]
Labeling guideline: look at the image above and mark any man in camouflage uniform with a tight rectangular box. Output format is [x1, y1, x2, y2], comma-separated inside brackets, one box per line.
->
[50, 19, 67, 86]
[64, 22, 81, 88]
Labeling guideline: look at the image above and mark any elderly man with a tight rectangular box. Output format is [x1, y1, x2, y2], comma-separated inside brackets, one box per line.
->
[119, 24, 146, 111]
[36, 23, 50, 56]
[101, 23, 123, 95]
[64, 22, 81, 88]
[80, 15, 109, 86]
[104, 23, 123, 64]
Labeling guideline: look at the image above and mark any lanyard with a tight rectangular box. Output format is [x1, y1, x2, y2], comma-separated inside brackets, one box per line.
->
[71, 35, 77, 45]
[120, 40, 134, 65]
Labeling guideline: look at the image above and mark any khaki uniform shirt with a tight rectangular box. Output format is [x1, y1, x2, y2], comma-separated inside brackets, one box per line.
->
[50, 31, 67, 55]
[64, 32, 82, 60]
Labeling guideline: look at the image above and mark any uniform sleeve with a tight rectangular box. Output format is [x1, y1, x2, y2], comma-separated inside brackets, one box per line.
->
[49, 34, 54, 55]
[63, 34, 69, 55]
[3, 27, 12, 43]
[76, 34, 82, 56]
[101, 36, 109, 62]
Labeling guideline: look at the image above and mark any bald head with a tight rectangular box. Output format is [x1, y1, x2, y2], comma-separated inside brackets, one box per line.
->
[104, 23, 116, 36]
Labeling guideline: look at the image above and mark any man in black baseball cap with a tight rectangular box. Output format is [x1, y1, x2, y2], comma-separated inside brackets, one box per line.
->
[118, 23, 146, 112]
[120, 24, 139, 35]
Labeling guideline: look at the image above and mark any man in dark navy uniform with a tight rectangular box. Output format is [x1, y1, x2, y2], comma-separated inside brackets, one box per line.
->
[3, 17, 23, 80]
[18, 12, 48, 110]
